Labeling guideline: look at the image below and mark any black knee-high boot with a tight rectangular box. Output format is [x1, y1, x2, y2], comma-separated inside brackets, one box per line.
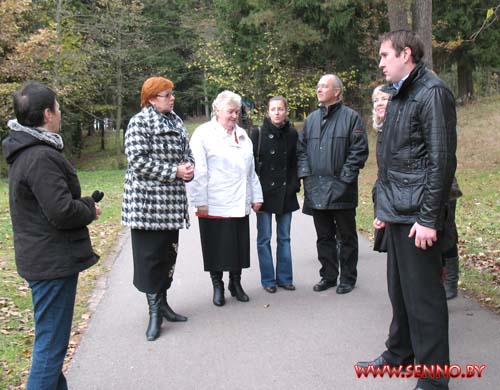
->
[160, 291, 187, 322]
[146, 293, 162, 341]
[210, 271, 225, 307]
[445, 256, 459, 300]
[228, 270, 249, 302]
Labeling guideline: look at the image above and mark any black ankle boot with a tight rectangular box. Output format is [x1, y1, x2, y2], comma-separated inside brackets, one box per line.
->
[160, 291, 187, 322]
[146, 293, 162, 341]
[210, 271, 225, 307]
[228, 270, 249, 302]
[445, 256, 459, 300]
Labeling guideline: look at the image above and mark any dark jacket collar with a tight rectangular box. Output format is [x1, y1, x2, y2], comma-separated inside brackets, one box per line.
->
[394, 62, 426, 97]
[262, 116, 290, 135]
[320, 100, 342, 119]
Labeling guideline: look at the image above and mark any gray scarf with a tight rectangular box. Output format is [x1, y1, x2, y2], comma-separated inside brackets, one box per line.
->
[8, 119, 64, 150]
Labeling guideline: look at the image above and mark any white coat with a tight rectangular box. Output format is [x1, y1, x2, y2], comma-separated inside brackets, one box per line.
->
[188, 118, 263, 217]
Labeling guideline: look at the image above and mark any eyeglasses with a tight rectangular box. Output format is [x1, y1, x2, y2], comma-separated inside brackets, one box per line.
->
[157, 91, 175, 99]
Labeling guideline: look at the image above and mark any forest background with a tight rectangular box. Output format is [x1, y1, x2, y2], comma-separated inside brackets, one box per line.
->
[0, 1, 499, 389]
[1, 0, 499, 167]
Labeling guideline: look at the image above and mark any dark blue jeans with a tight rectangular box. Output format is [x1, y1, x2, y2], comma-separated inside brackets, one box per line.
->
[27, 274, 79, 390]
[256, 212, 293, 288]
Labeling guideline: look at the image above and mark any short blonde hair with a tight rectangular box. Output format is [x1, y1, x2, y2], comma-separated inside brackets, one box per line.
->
[212, 90, 241, 118]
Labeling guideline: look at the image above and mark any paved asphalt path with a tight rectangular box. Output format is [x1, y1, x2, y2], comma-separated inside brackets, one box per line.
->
[67, 209, 500, 390]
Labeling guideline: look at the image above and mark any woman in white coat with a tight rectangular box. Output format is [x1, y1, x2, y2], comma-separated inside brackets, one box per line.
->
[188, 90, 263, 307]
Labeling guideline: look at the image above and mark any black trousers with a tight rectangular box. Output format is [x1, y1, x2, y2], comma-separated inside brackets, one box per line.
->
[382, 223, 449, 390]
[312, 208, 358, 285]
[131, 229, 179, 293]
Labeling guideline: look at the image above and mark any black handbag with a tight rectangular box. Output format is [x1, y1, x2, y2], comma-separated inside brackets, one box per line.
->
[373, 227, 388, 253]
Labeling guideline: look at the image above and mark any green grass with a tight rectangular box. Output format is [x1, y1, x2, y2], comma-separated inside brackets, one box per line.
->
[454, 169, 500, 310]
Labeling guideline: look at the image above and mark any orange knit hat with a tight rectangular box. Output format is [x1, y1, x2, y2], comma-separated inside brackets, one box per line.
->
[140, 77, 174, 108]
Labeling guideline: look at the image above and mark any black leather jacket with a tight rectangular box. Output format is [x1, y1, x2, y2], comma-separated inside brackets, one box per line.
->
[374, 63, 457, 230]
[297, 101, 369, 210]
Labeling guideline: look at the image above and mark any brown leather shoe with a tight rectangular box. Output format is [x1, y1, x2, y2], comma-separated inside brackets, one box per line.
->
[278, 284, 296, 291]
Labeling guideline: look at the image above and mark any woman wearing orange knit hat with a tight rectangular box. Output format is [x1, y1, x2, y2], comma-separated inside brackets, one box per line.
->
[122, 77, 195, 341]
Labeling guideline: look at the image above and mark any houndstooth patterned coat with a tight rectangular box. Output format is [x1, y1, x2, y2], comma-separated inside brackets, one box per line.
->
[122, 105, 194, 230]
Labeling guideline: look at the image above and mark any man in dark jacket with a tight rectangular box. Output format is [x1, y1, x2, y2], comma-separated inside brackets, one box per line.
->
[2, 81, 101, 390]
[357, 31, 457, 390]
[297, 74, 369, 294]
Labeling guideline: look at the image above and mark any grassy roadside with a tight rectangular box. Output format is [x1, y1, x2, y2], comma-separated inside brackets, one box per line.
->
[1, 95, 499, 388]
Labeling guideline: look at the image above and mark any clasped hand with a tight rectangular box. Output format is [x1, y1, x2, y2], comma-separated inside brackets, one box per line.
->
[176, 162, 194, 181]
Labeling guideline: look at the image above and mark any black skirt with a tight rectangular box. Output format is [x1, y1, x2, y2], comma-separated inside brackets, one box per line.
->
[198, 216, 250, 272]
[130, 229, 179, 293]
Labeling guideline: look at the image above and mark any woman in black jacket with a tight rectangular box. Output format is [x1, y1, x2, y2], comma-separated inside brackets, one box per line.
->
[250, 96, 300, 293]
[2, 81, 101, 390]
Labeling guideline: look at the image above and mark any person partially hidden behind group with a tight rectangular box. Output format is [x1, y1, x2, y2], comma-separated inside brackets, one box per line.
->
[188, 90, 263, 306]
[122, 76, 194, 341]
[250, 96, 300, 293]
[372, 85, 391, 132]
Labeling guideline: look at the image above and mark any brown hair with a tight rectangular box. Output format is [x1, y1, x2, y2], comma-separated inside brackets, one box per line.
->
[268, 96, 288, 110]
[379, 30, 424, 64]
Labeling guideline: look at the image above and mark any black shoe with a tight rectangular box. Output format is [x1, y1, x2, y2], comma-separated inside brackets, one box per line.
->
[145, 293, 163, 341]
[264, 286, 277, 293]
[357, 355, 390, 368]
[278, 284, 296, 291]
[228, 270, 249, 302]
[336, 283, 354, 294]
[444, 256, 459, 300]
[160, 292, 187, 322]
[228, 280, 250, 302]
[210, 271, 225, 307]
[357, 355, 413, 369]
[313, 279, 337, 292]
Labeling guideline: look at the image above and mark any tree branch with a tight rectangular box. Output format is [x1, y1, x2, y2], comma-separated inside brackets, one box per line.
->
[469, 4, 500, 42]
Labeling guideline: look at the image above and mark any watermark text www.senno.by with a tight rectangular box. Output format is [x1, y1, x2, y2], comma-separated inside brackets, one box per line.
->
[354, 364, 486, 379]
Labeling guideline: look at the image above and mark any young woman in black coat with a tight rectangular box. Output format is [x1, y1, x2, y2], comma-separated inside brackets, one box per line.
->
[250, 96, 300, 293]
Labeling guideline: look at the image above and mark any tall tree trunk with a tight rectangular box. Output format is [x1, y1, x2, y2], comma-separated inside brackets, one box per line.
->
[386, 0, 411, 30]
[115, 8, 124, 167]
[54, 0, 62, 88]
[115, 68, 123, 165]
[412, 0, 433, 69]
[203, 70, 210, 119]
[100, 120, 105, 150]
[457, 57, 474, 100]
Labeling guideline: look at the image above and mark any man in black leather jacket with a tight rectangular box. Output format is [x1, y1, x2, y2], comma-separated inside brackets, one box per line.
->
[357, 31, 457, 390]
[297, 74, 369, 295]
